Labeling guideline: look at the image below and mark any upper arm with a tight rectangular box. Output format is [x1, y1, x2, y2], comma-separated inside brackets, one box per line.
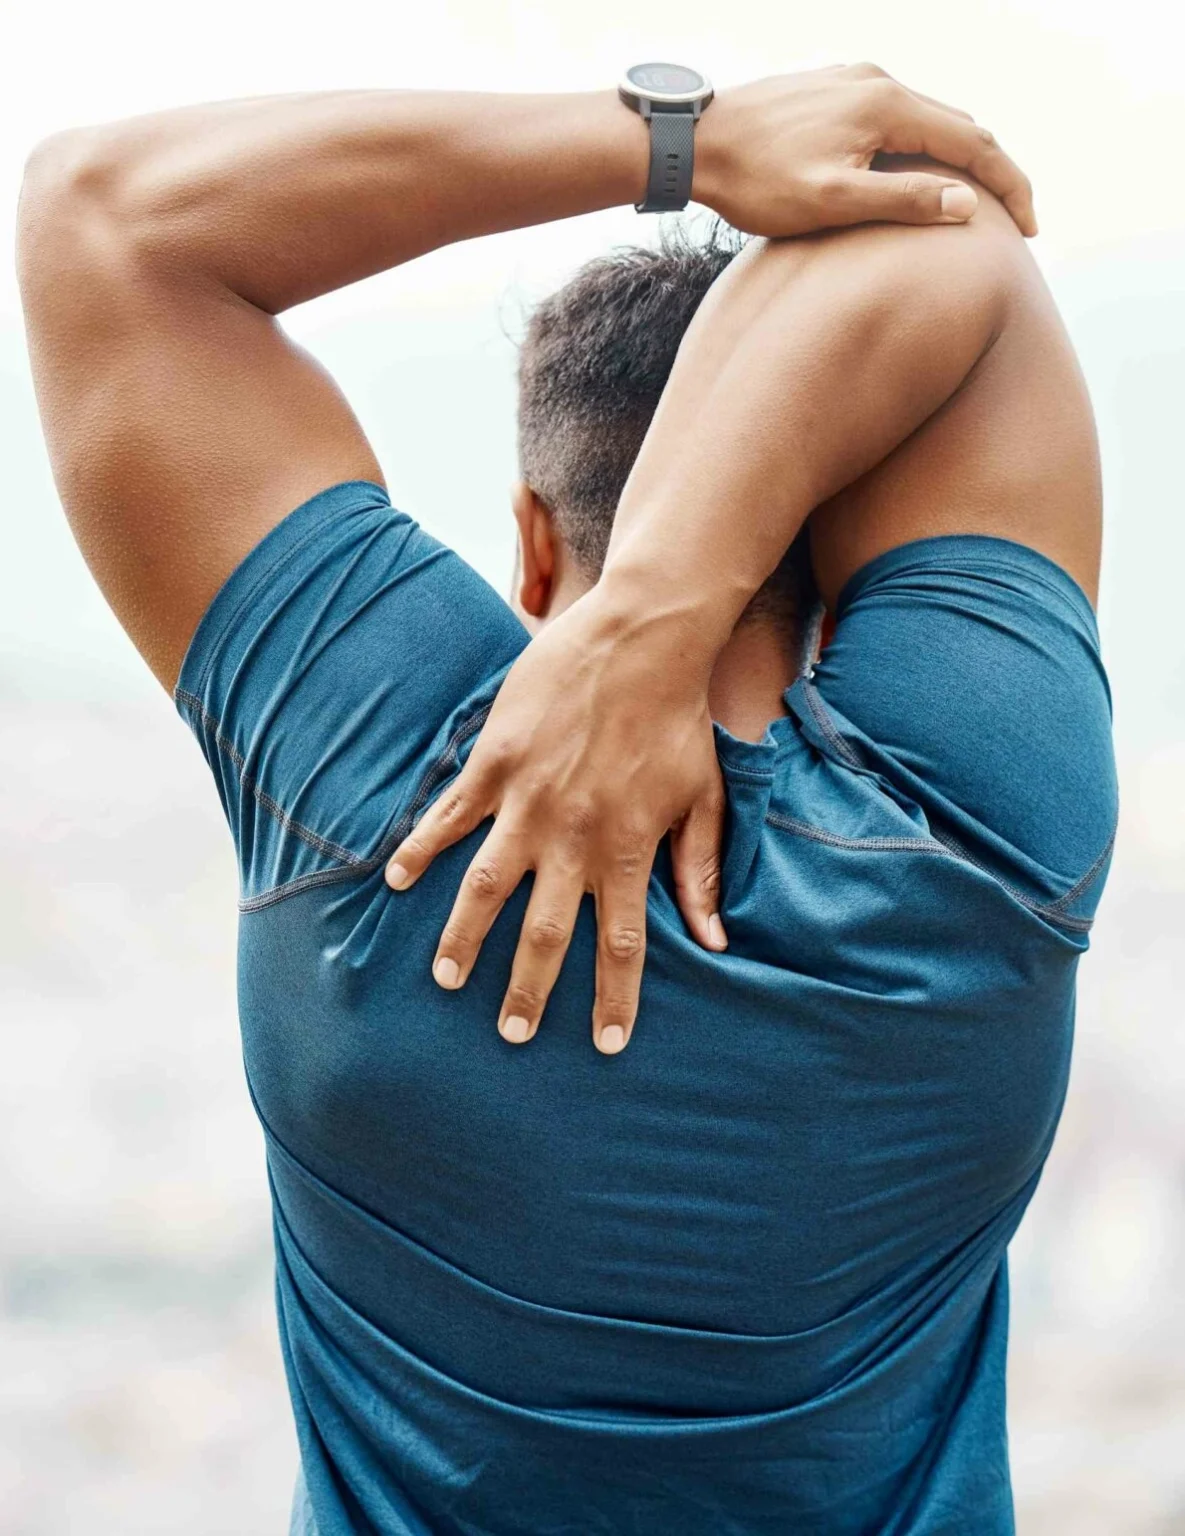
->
[17, 132, 384, 690]
[171, 480, 528, 907]
[800, 175, 1101, 611]
[610, 175, 1023, 598]
[788, 192, 1113, 899]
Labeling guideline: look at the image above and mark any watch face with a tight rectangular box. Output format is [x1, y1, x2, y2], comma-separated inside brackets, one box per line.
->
[625, 62, 708, 100]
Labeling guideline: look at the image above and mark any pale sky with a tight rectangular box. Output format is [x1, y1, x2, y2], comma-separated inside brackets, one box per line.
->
[2, 0, 1183, 848]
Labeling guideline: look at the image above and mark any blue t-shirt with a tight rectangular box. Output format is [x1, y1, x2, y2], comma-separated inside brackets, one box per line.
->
[176, 480, 1116, 1536]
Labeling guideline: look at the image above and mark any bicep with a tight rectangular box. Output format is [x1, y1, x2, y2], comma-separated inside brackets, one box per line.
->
[18, 164, 382, 689]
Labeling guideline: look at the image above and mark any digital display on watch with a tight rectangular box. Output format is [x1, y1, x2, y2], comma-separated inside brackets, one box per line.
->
[625, 62, 707, 98]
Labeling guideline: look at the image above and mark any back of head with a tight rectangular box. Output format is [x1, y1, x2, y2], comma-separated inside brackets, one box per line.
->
[517, 222, 815, 638]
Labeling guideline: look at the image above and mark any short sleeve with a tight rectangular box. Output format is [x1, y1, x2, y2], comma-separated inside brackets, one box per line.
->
[808, 535, 1118, 925]
[173, 480, 527, 905]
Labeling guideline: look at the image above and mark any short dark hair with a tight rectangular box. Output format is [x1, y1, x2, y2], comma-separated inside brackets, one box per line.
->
[516, 221, 815, 635]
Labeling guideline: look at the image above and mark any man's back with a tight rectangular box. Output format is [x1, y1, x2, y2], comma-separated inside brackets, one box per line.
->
[18, 70, 1107, 1533]
[178, 481, 1114, 1530]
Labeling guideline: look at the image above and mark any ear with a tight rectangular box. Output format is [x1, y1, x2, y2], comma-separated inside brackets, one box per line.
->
[510, 480, 558, 620]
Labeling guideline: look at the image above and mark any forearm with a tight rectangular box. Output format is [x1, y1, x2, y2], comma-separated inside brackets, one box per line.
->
[41, 89, 649, 312]
[598, 210, 1012, 661]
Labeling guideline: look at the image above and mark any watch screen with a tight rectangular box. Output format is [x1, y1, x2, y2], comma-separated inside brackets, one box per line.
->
[626, 62, 705, 98]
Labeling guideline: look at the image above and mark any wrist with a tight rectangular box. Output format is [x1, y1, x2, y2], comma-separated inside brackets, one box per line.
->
[592, 554, 746, 675]
[690, 91, 732, 212]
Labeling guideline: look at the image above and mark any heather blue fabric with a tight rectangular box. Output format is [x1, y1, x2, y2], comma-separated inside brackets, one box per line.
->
[176, 479, 1116, 1535]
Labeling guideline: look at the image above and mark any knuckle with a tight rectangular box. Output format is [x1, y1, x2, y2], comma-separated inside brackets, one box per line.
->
[562, 798, 598, 844]
[612, 830, 650, 878]
[477, 733, 515, 772]
[596, 992, 636, 1028]
[436, 790, 469, 825]
[439, 921, 473, 952]
[527, 915, 570, 952]
[466, 860, 503, 899]
[505, 980, 544, 1015]
[863, 75, 904, 112]
[900, 174, 933, 204]
[602, 924, 644, 962]
[614, 850, 647, 880]
[849, 60, 887, 78]
[696, 855, 722, 899]
[812, 170, 850, 214]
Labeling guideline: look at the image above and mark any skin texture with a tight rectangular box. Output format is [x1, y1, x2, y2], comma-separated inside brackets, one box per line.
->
[16, 72, 1049, 1053]
[403, 174, 1100, 1051]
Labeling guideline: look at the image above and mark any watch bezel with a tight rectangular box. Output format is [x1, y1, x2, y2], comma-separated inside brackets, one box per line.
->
[618, 62, 714, 108]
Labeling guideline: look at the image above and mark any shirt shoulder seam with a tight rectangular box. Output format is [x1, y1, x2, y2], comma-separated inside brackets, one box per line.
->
[764, 809, 1100, 934]
[234, 701, 495, 913]
[176, 688, 365, 870]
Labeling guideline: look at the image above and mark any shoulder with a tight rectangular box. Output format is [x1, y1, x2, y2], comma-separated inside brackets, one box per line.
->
[791, 158, 1038, 335]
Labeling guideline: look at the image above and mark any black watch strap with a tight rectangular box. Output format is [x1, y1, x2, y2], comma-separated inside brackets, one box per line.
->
[637, 106, 696, 213]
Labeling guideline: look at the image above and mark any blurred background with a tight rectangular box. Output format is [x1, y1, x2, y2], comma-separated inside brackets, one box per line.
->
[2, 1, 1183, 1531]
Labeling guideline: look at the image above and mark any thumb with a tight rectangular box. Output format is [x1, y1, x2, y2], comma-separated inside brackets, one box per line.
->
[670, 787, 728, 953]
[828, 169, 979, 228]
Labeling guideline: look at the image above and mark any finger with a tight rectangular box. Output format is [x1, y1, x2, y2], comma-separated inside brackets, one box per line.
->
[591, 881, 649, 1055]
[496, 875, 584, 1045]
[974, 133, 1038, 237]
[386, 767, 488, 891]
[871, 90, 1037, 235]
[670, 789, 728, 952]
[821, 167, 981, 228]
[432, 826, 528, 991]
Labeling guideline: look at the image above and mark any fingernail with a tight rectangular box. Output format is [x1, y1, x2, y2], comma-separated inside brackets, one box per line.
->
[940, 185, 977, 220]
[707, 913, 728, 950]
[433, 956, 462, 989]
[598, 1024, 627, 1055]
[501, 1015, 532, 1044]
[386, 861, 410, 890]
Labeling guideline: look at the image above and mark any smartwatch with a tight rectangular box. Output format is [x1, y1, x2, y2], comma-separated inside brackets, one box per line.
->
[618, 62, 714, 214]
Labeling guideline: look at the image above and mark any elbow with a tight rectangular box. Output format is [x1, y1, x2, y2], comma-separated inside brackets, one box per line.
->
[20, 127, 124, 220]
[17, 128, 139, 297]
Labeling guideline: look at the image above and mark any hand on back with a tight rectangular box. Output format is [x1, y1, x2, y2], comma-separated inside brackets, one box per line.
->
[386, 586, 727, 1054]
[390, 62, 1038, 1052]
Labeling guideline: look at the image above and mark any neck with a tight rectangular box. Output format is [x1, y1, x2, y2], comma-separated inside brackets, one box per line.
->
[707, 616, 805, 744]
[542, 570, 809, 745]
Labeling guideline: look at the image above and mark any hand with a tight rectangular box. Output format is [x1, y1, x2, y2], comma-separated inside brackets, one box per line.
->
[385, 584, 727, 1054]
[694, 63, 1037, 238]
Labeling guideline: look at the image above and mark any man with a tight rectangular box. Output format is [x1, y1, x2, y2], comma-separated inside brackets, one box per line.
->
[17, 67, 1114, 1535]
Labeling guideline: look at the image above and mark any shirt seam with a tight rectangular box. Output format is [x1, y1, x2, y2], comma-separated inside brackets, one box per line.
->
[236, 703, 494, 914]
[793, 680, 1110, 932]
[764, 810, 1098, 934]
[176, 688, 365, 870]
